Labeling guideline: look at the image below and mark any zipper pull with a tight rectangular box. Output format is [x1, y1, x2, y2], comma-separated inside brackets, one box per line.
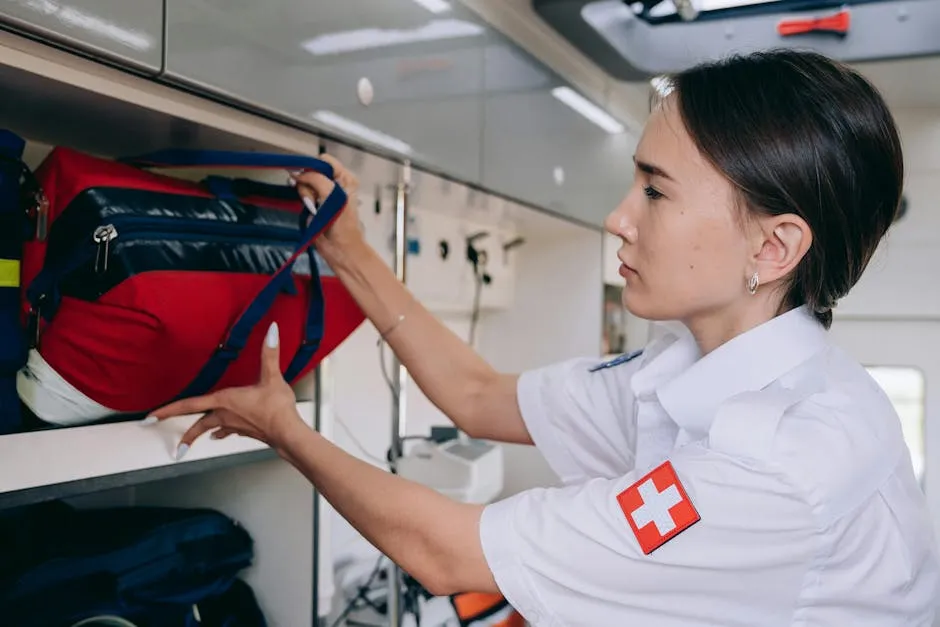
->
[93, 224, 118, 273]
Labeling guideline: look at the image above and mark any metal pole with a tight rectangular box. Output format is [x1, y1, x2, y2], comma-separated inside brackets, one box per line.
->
[387, 160, 411, 627]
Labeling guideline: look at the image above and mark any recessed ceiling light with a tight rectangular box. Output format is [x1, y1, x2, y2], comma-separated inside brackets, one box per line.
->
[551, 86, 625, 134]
[302, 19, 484, 56]
[311, 111, 414, 156]
[410, 0, 452, 13]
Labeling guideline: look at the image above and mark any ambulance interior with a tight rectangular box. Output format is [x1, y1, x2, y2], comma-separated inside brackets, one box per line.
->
[0, 0, 936, 625]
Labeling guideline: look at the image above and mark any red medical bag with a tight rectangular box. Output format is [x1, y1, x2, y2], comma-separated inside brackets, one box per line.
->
[17, 147, 364, 426]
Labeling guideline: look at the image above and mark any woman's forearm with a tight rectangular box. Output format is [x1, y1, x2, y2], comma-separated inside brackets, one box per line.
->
[317, 238, 530, 444]
[277, 418, 496, 596]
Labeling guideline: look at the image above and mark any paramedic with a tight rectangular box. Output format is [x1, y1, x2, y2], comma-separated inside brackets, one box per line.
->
[149, 49, 940, 625]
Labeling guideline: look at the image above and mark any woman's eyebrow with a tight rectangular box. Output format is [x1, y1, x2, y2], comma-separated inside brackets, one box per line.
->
[633, 156, 675, 182]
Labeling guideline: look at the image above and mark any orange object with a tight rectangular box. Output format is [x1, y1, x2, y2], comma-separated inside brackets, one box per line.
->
[778, 9, 850, 37]
[451, 591, 526, 626]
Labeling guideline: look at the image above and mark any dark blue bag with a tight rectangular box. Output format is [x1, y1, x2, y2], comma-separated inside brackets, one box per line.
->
[0, 501, 267, 627]
[0, 129, 28, 434]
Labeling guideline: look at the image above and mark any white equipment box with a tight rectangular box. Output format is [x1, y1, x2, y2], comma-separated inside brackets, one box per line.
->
[397, 438, 504, 505]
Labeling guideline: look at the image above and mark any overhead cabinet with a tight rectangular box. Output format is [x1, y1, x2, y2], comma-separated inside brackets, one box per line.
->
[163, 0, 489, 187]
[162, 0, 637, 228]
[0, 0, 164, 73]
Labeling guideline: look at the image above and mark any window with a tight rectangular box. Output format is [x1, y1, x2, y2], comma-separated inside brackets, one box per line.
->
[865, 366, 926, 485]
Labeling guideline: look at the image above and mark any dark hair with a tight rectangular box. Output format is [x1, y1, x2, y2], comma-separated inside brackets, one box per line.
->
[660, 49, 903, 328]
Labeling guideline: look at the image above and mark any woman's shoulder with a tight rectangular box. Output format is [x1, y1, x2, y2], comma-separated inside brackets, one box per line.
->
[767, 345, 911, 523]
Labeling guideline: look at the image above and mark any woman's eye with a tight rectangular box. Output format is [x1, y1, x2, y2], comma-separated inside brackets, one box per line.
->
[644, 185, 664, 200]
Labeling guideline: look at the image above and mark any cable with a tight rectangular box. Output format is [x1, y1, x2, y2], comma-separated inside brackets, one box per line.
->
[333, 413, 388, 467]
[329, 554, 387, 627]
[377, 337, 398, 403]
[468, 263, 484, 348]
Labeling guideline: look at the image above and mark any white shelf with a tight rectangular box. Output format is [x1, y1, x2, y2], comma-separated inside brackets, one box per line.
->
[0, 401, 314, 509]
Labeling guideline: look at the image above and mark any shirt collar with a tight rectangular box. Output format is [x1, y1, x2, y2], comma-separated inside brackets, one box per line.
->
[640, 306, 829, 438]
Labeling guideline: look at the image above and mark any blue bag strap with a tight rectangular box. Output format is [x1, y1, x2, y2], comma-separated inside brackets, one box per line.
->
[203, 175, 300, 202]
[174, 177, 346, 401]
[283, 236, 326, 383]
[121, 149, 335, 178]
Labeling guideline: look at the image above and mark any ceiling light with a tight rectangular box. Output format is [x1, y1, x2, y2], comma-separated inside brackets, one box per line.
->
[25, 0, 152, 50]
[410, 0, 452, 13]
[550, 86, 625, 134]
[302, 19, 484, 56]
[648, 0, 777, 18]
[311, 111, 414, 156]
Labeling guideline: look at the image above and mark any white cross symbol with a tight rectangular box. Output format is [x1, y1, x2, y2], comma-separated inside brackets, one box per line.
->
[630, 478, 683, 536]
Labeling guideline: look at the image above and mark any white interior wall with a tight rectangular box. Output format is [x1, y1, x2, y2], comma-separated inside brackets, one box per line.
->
[480, 220, 605, 498]
[838, 108, 940, 319]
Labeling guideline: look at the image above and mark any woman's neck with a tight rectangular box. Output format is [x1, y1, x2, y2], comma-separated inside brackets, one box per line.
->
[683, 300, 788, 355]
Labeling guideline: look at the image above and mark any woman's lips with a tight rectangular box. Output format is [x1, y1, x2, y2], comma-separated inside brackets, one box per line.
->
[619, 262, 638, 278]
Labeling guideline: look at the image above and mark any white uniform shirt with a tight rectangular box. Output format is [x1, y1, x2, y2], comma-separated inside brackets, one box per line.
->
[479, 306, 940, 626]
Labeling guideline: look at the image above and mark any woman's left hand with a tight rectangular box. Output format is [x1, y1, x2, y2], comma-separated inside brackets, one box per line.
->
[144, 322, 305, 460]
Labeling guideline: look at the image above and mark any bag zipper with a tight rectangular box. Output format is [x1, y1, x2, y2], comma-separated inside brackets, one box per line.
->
[92, 215, 301, 274]
[26, 214, 306, 345]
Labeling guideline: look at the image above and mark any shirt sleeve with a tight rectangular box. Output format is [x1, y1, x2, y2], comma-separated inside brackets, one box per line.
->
[517, 355, 643, 484]
[479, 443, 816, 627]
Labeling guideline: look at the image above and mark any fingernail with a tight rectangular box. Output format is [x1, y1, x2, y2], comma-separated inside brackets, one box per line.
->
[140, 416, 158, 426]
[175, 444, 189, 461]
[287, 175, 297, 186]
[302, 196, 318, 215]
[266, 322, 279, 348]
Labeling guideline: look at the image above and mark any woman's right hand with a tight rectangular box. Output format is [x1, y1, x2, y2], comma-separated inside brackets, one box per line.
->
[292, 153, 364, 253]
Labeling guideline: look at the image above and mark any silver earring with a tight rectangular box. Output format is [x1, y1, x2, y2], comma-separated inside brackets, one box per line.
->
[747, 272, 759, 295]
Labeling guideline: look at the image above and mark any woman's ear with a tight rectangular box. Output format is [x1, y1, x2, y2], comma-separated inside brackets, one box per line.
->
[753, 213, 812, 284]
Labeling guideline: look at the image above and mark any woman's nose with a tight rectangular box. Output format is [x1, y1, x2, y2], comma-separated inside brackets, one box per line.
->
[604, 206, 638, 244]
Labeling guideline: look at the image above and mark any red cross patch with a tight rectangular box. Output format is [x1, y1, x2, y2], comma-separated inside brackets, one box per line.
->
[616, 460, 700, 554]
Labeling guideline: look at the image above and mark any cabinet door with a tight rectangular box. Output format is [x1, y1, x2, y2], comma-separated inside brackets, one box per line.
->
[0, 0, 164, 72]
[164, 0, 487, 185]
[481, 37, 637, 228]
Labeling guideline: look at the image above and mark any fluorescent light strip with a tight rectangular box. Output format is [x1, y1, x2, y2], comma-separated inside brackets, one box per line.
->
[410, 0, 452, 13]
[312, 111, 414, 156]
[25, 0, 153, 50]
[302, 19, 484, 56]
[551, 87, 625, 134]
[647, 0, 778, 18]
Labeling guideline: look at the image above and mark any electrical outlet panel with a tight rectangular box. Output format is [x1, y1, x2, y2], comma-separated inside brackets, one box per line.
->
[405, 206, 518, 315]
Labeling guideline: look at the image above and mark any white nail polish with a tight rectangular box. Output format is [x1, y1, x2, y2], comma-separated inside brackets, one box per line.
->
[175, 444, 189, 461]
[302, 196, 318, 215]
[266, 322, 279, 348]
[140, 416, 158, 426]
[287, 175, 297, 186]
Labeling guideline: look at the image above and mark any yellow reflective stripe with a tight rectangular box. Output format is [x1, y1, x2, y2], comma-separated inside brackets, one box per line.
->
[0, 258, 20, 288]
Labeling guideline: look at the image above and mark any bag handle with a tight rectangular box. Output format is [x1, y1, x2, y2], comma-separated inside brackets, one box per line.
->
[173, 167, 346, 401]
[127, 149, 343, 397]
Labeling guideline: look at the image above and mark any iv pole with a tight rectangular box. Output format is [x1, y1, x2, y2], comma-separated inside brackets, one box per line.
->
[387, 160, 411, 627]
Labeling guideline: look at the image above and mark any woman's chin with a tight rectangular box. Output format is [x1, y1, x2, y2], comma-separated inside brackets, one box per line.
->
[621, 290, 671, 322]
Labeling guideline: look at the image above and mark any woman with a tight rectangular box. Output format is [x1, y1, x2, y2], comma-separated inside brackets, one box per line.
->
[148, 49, 940, 625]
